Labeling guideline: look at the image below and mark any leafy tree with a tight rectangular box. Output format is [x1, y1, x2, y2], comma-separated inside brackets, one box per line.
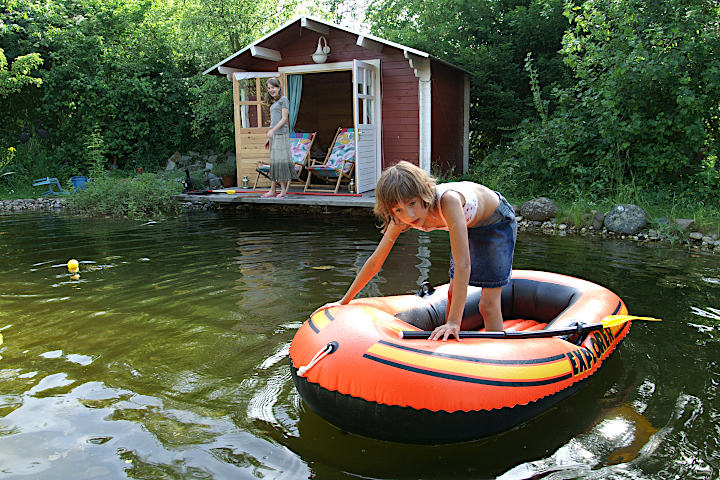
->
[0, 0, 297, 184]
[1, 0, 196, 174]
[179, 0, 298, 54]
[562, 0, 719, 180]
[303, 0, 368, 27]
[179, 0, 299, 154]
[500, 0, 719, 201]
[365, 0, 574, 152]
[0, 48, 42, 97]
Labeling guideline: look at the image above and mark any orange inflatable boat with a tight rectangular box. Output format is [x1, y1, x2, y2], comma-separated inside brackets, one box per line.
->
[290, 270, 632, 444]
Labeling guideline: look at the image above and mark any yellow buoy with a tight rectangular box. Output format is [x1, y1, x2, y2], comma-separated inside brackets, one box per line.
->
[67, 259, 79, 273]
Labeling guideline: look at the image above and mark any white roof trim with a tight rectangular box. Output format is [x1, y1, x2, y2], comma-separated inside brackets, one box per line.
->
[357, 35, 384, 53]
[250, 45, 282, 62]
[300, 17, 329, 34]
[233, 71, 280, 80]
[203, 15, 431, 75]
[218, 66, 243, 75]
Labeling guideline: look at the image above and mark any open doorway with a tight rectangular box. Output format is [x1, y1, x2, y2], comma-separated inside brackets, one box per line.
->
[292, 70, 353, 160]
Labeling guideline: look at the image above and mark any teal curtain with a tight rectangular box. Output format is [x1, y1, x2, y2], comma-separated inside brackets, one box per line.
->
[287, 74, 303, 133]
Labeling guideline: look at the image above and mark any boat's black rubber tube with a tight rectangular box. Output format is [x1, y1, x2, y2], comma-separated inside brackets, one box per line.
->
[395, 279, 582, 331]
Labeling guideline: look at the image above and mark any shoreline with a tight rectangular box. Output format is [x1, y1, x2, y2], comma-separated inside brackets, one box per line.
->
[3, 197, 719, 255]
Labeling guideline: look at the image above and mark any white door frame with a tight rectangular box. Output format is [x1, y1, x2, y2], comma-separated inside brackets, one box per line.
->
[279, 60, 382, 191]
[352, 59, 381, 194]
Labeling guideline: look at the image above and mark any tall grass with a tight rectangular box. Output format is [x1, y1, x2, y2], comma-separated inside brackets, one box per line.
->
[67, 172, 184, 219]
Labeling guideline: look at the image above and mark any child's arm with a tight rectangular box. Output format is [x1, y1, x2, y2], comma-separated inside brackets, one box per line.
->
[312, 222, 404, 315]
[429, 192, 470, 341]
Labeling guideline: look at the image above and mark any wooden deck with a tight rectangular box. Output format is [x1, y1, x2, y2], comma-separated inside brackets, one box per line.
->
[175, 186, 376, 210]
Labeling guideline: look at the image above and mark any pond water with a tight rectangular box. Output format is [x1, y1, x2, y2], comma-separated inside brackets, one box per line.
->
[0, 209, 719, 479]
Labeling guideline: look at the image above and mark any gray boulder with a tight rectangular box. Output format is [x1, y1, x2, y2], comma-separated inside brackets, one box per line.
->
[166, 152, 182, 170]
[207, 173, 223, 188]
[592, 212, 606, 230]
[520, 197, 561, 222]
[674, 218, 695, 231]
[604, 204, 648, 234]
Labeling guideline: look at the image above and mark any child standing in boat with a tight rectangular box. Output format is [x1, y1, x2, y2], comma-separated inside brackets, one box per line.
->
[314, 161, 517, 341]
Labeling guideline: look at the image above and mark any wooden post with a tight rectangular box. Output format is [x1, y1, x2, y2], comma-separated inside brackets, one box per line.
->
[232, 73, 242, 187]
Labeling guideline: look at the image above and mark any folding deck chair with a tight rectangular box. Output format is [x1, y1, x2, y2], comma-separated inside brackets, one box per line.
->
[304, 127, 355, 194]
[253, 132, 316, 190]
[33, 177, 69, 196]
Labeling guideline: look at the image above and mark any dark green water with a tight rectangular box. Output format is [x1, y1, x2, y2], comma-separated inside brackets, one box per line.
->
[0, 210, 718, 479]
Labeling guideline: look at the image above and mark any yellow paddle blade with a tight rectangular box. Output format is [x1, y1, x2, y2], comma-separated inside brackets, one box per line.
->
[601, 314, 662, 328]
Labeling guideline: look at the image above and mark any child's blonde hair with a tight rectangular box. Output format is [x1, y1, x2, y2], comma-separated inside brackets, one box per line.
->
[374, 161, 437, 229]
[264, 78, 282, 105]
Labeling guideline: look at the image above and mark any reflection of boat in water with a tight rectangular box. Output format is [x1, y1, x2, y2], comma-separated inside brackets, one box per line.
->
[604, 404, 659, 465]
[290, 270, 635, 444]
[494, 394, 707, 479]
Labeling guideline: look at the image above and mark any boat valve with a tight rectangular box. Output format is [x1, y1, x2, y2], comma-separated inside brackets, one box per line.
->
[417, 281, 436, 297]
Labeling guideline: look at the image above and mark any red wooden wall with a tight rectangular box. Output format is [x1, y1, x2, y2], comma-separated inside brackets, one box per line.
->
[244, 28, 421, 171]
[431, 60, 465, 174]
[219, 22, 467, 177]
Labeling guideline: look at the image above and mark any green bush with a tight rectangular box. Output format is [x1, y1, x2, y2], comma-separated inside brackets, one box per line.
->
[212, 161, 237, 178]
[67, 172, 183, 219]
[188, 169, 208, 190]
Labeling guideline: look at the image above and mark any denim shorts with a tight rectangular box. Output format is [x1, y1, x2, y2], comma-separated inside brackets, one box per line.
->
[448, 192, 518, 288]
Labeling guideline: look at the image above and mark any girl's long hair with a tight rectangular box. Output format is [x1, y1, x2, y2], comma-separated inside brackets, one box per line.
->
[374, 161, 437, 230]
[264, 78, 283, 105]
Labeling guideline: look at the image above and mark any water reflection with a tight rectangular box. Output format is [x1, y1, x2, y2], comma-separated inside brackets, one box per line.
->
[0, 211, 718, 479]
[495, 393, 705, 479]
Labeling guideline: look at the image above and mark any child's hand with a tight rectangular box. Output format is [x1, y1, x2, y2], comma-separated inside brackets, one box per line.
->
[311, 301, 342, 317]
[428, 323, 462, 342]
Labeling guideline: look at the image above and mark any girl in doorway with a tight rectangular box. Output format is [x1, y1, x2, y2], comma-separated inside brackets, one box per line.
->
[313, 161, 517, 341]
[263, 78, 297, 198]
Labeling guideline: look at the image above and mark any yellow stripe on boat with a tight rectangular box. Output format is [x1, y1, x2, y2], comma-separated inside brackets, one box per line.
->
[365, 341, 572, 382]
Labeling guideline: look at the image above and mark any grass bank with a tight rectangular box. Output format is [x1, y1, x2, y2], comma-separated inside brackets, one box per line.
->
[447, 161, 720, 240]
[0, 170, 184, 219]
[2, 167, 719, 241]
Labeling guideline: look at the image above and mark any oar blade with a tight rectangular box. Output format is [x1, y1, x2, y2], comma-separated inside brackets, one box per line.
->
[601, 314, 662, 328]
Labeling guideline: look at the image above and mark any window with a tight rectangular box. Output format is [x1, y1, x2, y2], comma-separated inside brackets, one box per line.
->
[237, 77, 277, 128]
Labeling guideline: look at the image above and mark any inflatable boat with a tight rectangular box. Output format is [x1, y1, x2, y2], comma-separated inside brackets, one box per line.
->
[290, 270, 635, 444]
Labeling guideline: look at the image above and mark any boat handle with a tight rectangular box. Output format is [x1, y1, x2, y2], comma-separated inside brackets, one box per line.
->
[297, 341, 338, 377]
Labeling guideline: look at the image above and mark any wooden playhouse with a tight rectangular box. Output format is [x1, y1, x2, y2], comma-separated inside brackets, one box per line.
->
[203, 16, 470, 193]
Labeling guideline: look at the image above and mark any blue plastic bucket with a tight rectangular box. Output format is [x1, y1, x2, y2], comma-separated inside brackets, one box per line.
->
[70, 176, 89, 191]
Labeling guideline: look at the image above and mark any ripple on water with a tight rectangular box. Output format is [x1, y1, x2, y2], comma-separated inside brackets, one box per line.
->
[1, 212, 719, 479]
[0, 380, 311, 479]
[495, 394, 704, 480]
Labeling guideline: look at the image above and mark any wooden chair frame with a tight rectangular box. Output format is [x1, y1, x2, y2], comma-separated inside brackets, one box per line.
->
[253, 132, 316, 190]
[304, 127, 355, 194]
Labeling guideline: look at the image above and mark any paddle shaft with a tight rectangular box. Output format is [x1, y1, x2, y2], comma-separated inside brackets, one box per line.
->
[399, 323, 604, 340]
[398, 314, 662, 340]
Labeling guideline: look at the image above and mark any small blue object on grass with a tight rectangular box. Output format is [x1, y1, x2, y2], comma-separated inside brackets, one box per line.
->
[33, 177, 69, 196]
[70, 176, 90, 192]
